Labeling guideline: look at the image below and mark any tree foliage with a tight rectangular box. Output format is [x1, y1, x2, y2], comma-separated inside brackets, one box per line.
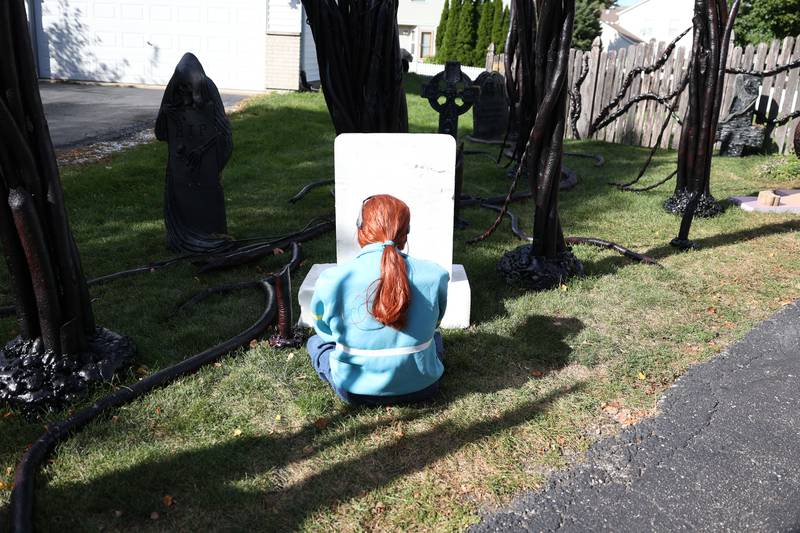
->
[435, 0, 510, 66]
[474, 0, 494, 65]
[573, 0, 603, 50]
[499, 6, 510, 53]
[436, 0, 450, 56]
[732, 0, 800, 46]
[453, 0, 478, 65]
[440, 0, 462, 61]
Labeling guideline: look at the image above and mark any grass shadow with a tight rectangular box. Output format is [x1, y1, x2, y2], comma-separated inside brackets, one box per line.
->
[38, 382, 584, 531]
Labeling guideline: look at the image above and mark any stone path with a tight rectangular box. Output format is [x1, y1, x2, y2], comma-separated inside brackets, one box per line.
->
[474, 302, 800, 532]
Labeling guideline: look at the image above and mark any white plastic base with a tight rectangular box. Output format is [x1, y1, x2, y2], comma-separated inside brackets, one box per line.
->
[298, 264, 471, 330]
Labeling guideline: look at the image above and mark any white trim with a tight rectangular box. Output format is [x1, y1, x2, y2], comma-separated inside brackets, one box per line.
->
[336, 339, 433, 357]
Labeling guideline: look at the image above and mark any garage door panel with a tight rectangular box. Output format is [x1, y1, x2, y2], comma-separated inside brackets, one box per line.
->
[38, 0, 267, 90]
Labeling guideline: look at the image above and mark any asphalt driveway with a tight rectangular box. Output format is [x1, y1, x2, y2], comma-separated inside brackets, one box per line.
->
[40, 82, 248, 149]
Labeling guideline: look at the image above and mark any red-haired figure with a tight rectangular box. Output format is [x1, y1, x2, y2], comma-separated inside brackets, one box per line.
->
[308, 195, 450, 405]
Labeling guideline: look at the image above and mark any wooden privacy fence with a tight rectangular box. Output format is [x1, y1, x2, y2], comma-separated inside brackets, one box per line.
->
[486, 35, 800, 154]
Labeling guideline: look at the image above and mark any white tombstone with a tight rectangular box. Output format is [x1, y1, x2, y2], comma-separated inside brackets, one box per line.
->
[297, 133, 471, 329]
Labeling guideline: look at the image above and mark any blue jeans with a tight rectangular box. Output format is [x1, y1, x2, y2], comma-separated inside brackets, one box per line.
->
[307, 332, 444, 406]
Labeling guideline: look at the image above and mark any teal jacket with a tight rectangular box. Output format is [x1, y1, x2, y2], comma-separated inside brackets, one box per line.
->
[311, 243, 449, 396]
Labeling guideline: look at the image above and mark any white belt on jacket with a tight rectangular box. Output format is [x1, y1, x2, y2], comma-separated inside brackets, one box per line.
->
[335, 338, 433, 357]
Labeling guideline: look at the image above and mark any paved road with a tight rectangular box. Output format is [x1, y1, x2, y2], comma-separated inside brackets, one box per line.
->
[474, 302, 800, 532]
[40, 82, 247, 149]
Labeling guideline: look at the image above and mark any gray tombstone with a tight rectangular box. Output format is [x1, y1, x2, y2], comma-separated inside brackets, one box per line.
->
[716, 74, 765, 157]
[469, 71, 509, 144]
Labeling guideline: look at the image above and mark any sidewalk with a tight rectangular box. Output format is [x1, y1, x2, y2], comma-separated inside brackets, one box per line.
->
[474, 302, 800, 532]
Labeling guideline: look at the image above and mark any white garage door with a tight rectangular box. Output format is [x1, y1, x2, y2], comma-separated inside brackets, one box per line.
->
[35, 0, 267, 91]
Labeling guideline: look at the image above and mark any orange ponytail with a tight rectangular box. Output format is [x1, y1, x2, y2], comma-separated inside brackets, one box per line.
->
[357, 195, 411, 330]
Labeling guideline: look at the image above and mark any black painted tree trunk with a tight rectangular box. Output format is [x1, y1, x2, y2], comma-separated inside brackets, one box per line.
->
[667, 0, 739, 244]
[300, 0, 409, 134]
[497, 0, 583, 289]
[0, 0, 134, 408]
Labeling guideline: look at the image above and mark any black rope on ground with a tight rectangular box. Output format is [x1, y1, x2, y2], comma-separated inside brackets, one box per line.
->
[564, 152, 605, 167]
[466, 196, 661, 266]
[609, 106, 676, 189]
[477, 203, 532, 241]
[565, 237, 662, 266]
[10, 281, 279, 533]
[177, 243, 302, 312]
[195, 218, 333, 273]
[463, 149, 501, 162]
[288, 179, 334, 204]
[622, 169, 678, 192]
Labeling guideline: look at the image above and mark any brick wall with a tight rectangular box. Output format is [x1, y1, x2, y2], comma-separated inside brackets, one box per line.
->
[265, 33, 301, 91]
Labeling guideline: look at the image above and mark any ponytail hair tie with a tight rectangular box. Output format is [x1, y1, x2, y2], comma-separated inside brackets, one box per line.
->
[382, 240, 395, 247]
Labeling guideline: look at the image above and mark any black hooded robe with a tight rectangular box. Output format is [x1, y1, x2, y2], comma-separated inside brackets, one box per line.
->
[155, 53, 233, 253]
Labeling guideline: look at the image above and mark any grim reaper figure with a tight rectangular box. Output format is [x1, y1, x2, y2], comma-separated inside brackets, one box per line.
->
[155, 53, 233, 253]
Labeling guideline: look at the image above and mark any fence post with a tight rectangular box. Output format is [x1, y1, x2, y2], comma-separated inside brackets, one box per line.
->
[485, 43, 495, 72]
[577, 37, 603, 138]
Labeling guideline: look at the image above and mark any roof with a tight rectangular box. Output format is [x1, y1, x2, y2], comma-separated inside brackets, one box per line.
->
[615, 0, 657, 16]
[600, 9, 644, 44]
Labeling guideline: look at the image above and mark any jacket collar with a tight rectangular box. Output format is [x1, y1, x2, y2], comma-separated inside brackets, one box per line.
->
[357, 242, 406, 258]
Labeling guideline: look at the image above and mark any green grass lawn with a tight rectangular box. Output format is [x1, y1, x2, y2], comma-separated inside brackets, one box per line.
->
[1, 74, 799, 532]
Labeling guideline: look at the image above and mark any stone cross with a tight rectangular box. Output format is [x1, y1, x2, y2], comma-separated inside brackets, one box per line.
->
[421, 61, 479, 138]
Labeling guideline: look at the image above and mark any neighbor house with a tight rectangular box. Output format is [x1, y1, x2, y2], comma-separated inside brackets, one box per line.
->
[397, 0, 446, 61]
[600, 0, 694, 52]
[26, 0, 320, 91]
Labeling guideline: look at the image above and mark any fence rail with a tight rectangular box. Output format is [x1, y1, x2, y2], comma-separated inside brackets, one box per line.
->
[484, 35, 800, 155]
[408, 61, 485, 80]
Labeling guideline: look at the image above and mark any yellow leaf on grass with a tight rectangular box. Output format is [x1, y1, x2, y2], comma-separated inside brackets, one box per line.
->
[162, 495, 175, 508]
[233, 428, 243, 437]
[638, 372, 646, 381]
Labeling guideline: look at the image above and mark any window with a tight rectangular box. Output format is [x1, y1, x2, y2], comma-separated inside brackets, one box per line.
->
[420, 31, 432, 58]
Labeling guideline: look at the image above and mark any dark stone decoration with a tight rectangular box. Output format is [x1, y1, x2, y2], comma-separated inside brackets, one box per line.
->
[716, 74, 765, 157]
[422, 61, 479, 139]
[468, 71, 509, 144]
[300, 0, 409, 134]
[663, 189, 724, 218]
[0, 0, 135, 411]
[155, 53, 234, 254]
[669, 0, 740, 248]
[0, 328, 135, 409]
[498, 245, 585, 290]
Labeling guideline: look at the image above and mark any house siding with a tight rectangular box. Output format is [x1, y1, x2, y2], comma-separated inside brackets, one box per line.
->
[33, 0, 267, 91]
[606, 0, 693, 51]
[265, 33, 300, 90]
[301, 12, 320, 83]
